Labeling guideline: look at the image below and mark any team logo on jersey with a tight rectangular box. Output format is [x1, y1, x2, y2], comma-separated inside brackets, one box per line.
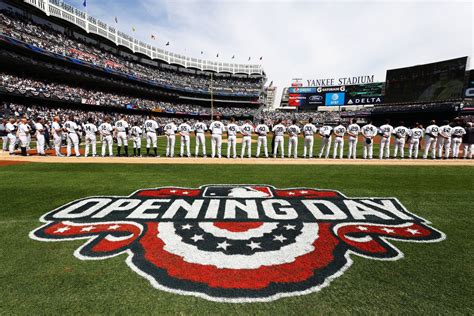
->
[30, 185, 444, 302]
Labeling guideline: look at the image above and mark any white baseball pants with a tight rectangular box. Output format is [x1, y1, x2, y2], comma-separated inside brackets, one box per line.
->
[241, 136, 252, 158]
[211, 135, 222, 158]
[227, 136, 237, 158]
[333, 136, 344, 159]
[423, 136, 437, 159]
[101, 135, 113, 157]
[379, 137, 391, 159]
[166, 134, 176, 157]
[84, 134, 97, 157]
[288, 136, 298, 158]
[393, 138, 406, 158]
[195, 133, 206, 157]
[67, 133, 80, 157]
[318, 136, 332, 159]
[180, 135, 190, 157]
[303, 136, 314, 158]
[408, 139, 420, 159]
[256, 136, 268, 158]
[273, 135, 284, 158]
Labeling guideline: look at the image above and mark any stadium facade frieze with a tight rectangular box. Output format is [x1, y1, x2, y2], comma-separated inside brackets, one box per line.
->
[306, 75, 375, 87]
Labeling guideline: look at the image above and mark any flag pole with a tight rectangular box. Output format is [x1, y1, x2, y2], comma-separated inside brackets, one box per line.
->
[210, 73, 214, 120]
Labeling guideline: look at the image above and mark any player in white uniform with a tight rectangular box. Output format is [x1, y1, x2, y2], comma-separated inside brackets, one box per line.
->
[98, 117, 114, 157]
[178, 121, 192, 158]
[408, 123, 424, 159]
[347, 119, 360, 159]
[255, 119, 269, 158]
[226, 118, 240, 159]
[17, 118, 30, 156]
[63, 116, 80, 157]
[164, 121, 177, 158]
[422, 120, 439, 160]
[318, 124, 333, 159]
[115, 116, 129, 157]
[450, 121, 466, 159]
[130, 123, 143, 157]
[83, 118, 98, 157]
[361, 121, 377, 159]
[6, 118, 17, 155]
[143, 116, 159, 157]
[393, 122, 409, 159]
[193, 120, 207, 157]
[332, 123, 346, 159]
[51, 116, 64, 157]
[272, 120, 286, 158]
[240, 120, 254, 158]
[437, 121, 453, 159]
[35, 118, 46, 156]
[378, 119, 393, 159]
[302, 118, 317, 159]
[287, 120, 301, 159]
[209, 117, 225, 158]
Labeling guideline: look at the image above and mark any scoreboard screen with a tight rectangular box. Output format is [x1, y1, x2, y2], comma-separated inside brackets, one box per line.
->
[385, 57, 468, 103]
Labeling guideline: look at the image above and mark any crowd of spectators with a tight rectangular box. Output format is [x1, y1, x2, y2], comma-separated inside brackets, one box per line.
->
[255, 109, 344, 124]
[0, 10, 264, 95]
[0, 73, 258, 117]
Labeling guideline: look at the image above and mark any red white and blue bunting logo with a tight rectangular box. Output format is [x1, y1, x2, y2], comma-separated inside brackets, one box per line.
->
[30, 185, 445, 302]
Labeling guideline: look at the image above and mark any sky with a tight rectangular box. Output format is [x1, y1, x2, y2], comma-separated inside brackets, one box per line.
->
[73, 0, 472, 104]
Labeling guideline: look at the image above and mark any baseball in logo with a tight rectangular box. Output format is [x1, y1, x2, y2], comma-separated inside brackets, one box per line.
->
[30, 185, 445, 302]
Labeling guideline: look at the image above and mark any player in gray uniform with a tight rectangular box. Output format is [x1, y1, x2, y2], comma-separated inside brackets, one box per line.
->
[178, 121, 192, 158]
[130, 123, 143, 157]
[226, 118, 240, 159]
[255, 119, 269, 158]
[422, 120, 439, 159]
[287, 120, 301, 159]
[272, 119, 286, 158]
[332, 123, 346, 159]
[450, 120, 466, 159]
[63, 116, 80, 157]
[347, 119, 360, 159]
[302, 118, 317, 158]
[98, 117, 114, 157]
[240, 120, 254, 159]
[393, 122, 409, 159]
[361, 121, 377, 159]
[193, 120, 207, 157]
[83, 117, 98, 157]
[144, 116, 159, 157]
[437, 121, 453, 159]
[378, 119, 393, 159]
[408, 122, 424, 159]
[164, 121, 177, 158]
[209, 117, 225, 158]
[318, 124, 333, 159]
[462, 122, 473, 159]
[0, 119, 7, 152]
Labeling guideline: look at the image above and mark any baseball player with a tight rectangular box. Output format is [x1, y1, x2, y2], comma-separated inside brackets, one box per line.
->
[378, 119, 393, 159]
[332, 122, 346, 159]
[83, 117, 98, 157]
[164, 121, 177, 157]
[462, 122, 473, 159]
[422, 120, 439, 159]
[0, 119, 7, 152]
[361, 121, 377, 159]
[437, 120, 453, 159]
[226, 118, 240, 159]
[17, 118, 30, 156]
[35, 117, 46, 156]
[408, 122, 424, 159]
[272, 119, 286, 158]
[178, 121, 192, 158]
[287, 119, 301, 159]
[347, 119, 360, 159]
[63, 116, 80, 157]
[255, 119, 269, 158]
[318, 124, 333, 159]
[193, 120, 207, 157]
[209, 117, 225, 158]
[115, 116, 129, 157]
[302, 118, 317, 158]
[144, 116, 159, 157]
[130, 123, 143, 157]
[98, 117, 114, 157]
[393, 121, 409, 159]
[5, 118, 17, 155]
[51, 116, 64, 157]
[450, 120, 466, 159]
[240, 120, 254, 159]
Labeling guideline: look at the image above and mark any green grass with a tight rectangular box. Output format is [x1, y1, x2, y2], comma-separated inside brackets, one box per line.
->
[0, 163, 473, 314]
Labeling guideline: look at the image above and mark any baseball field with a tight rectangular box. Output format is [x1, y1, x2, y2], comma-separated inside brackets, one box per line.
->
[1, 156, 473, 314]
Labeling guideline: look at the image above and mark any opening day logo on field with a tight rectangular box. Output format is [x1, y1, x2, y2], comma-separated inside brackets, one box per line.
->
[30, 185, 445, 303]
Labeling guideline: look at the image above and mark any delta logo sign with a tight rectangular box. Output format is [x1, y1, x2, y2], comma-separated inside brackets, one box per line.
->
[30, 185, 445, 302]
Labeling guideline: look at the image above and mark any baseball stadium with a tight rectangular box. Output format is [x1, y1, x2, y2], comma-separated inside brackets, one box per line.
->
[0, 0, 472, 314]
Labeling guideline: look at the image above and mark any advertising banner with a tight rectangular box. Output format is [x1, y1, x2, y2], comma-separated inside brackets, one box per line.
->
[325, 92, 345, 106]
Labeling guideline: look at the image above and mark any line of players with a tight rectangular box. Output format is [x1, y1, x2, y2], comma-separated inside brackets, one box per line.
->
[2, 115, 473, 159]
